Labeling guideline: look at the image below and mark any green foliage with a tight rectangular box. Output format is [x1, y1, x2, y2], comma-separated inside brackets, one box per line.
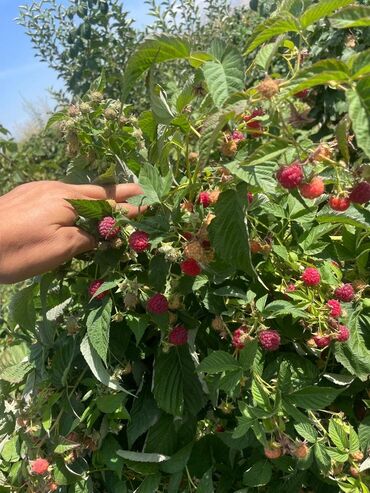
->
[2, 1, 370, 492]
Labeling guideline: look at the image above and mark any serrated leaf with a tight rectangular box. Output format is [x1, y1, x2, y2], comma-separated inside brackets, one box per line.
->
[208, 186, 255, 279]
[80, 335, 125, 392]
[359, 417, 370, 452]
[300, 0, 352, 28]
[314, 443, 331, 473]
[153, 346, 205, 416]
[330, 5, 370, 28]
[348, 49, 370, 79]
[243, 461, 272, 487]
[349, 425, 360, 454]
[294, 422, 318, 443]
[263, 300, 307, 319]
[246, 14, 300, 54]
[287, 386, 343, 410]
[329, 419, 348, 450]
[126, 314, 150, 345]
[334, 310, 370, 381]
[202, 46, 244, 108]
[117, 450, 169, 463]
[9, 285, 36, 330]
[289, 59, 350, 94]
[67, 199, 112, 219]
[46, 298, 71, 322]
[54, 436, 81, 454]
[45, 111, 66, 130]
[128, 163, 171, 206]
[197, 351, 241, 374]
[122, 35, 190, 100]
[0, 343, 33, 384]
[160, 442, 193, 474]
[87, 297, 112, 366]
[317, 205, 370, 231]
[347, 79, 370, 159]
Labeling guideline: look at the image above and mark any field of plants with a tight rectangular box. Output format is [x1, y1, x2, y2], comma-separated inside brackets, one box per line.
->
[1, 0, 370, 491]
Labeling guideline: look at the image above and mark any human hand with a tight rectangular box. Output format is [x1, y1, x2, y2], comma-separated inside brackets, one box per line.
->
[0, 180, 144, 284]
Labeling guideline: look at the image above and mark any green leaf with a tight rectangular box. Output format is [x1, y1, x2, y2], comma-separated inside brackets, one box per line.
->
[336, 117, 350, 164]
[289, 59, 350, 94]
[127, 385, 161, 448]
[263, 300, 308, 319]
[87, 297, 112, 366]
[294, 422, 318, 443]
[239, 340, 259, 370]
[150, 82, 175, 124]
[0, 343, 33, 384]
[330, 6, 370, 28]
[246, 14, 300, 54]
[161, 442, 193, 474]
[346, 78, 370, 159]
[334, 310, 370, 381]
[54, 436, 80, 454]
[349, 49, 370, 79]
[317, 205, 370, 231]
[197, 468, 214, 493]
[197, 351, 241, 374]
[300, 0, 352, 28]
[236, 139, 288, 166]
[202, 46, 244, 108]
[139, 111, 157, 141]
[9, 285, 36, 331]
[314, 443, 331, 473]
[1, 436, 20, 462]
[349, 425, 360, 454]
[126, 314, 150, 345]
[243, 461, 272, 487]
[153, 346, 205, 416]
[208, 186, 255, 279]
[286, 386, 343, 410]
[80, 334, 125, 392]
[117, 450, 169, 463]
[359, 417, 370, 451]
[96, 393, 125, 414]
[128, 163, 172, 206]
[121, 35, 191, 100]
[329, 419, 348, 450]
[67, 199, 112, 219]
[134, 474, 161, 493]
[45, 111, 66, 130]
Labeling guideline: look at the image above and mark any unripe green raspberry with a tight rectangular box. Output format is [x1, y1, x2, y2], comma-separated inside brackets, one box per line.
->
[89, 91, 104, 103]
[79, 102, 91, 114]
[104, 108, 117, 120]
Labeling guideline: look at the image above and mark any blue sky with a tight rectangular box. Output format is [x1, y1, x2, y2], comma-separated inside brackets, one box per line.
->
[0, 0, 150, 137]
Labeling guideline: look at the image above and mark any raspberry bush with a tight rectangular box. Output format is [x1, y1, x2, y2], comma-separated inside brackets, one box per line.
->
[2, 2, 370, 492]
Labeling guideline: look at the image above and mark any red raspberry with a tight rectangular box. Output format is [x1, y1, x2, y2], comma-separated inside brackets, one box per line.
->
[329, 195, 350, 211]
[147, 293, 169, 314]
[313, 335, 331, 348]
[326, 299, 342, 318]
[258, 329, 281, 351]
[232, 130, 245, 142]
[276, 162, 304, 189]
[334, 283, 355, 302]
[349, 182, 370, 204]
[129, 230, 150, 252]
[198, 191, 211, 207]
[286, 283, 296, 292]
[98, 216, 120, 240]
[49, 483, 58, 492]
[337, 325, 350, 342]
[301, 267, 321, 286]
[299, 176, 325, 199]
[30, 458, 50, 475]
[243, 109, 264, 135]
[183, 232, 193, 241]
[232, 326, 249, 350]
[88, 280, 108, 300]
[294, 89, 310, 99]
[215, 424, 225, 433]
[169, 325, 188, 345]
[180, 258, 202, 276]
[247, 192, 253, 204]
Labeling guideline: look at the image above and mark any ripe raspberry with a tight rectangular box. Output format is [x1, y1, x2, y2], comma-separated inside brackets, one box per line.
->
[258, 329, 281, 351]
[180, 258, 202, 276]
[169, 325, 188, 345]
[182, 231, 193, 241]
[88, 280, 108, 300]
[232, 326, 250, 350]
[30, 458, 50, 475]
[301, 267, 321, 286]
[327, 299, 342, 318]
[129, 230, 150, 252]
[232, 130, 245, 142]
[349, 182, 370, 204]
[299, 176, 325, 199]
[336, 325, 350, 342]
[247, 192, 253, 204]
[98, 216, 120, 239]
[49, 483, 58, 492]
[294, 89, 309, 99]
[329, 195, 350, 211]
[286, 283, 296, 293]
[293, 443, 309, 459]
[147, 293, 169, 314]
[264, 446, 282, 459]
[243, 109, 264, 135]
[276, 162, 304, 189]
[250, 240, 263, 254]
[313, 335, 331, 348]
[334, 283, 355, 302]
[198, 191, 211, 207]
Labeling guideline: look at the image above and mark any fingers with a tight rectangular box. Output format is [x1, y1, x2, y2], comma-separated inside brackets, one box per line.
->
[116, 202, 147, 218]
[57, 227, 97, 259]
[71, 183, 144, 203]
